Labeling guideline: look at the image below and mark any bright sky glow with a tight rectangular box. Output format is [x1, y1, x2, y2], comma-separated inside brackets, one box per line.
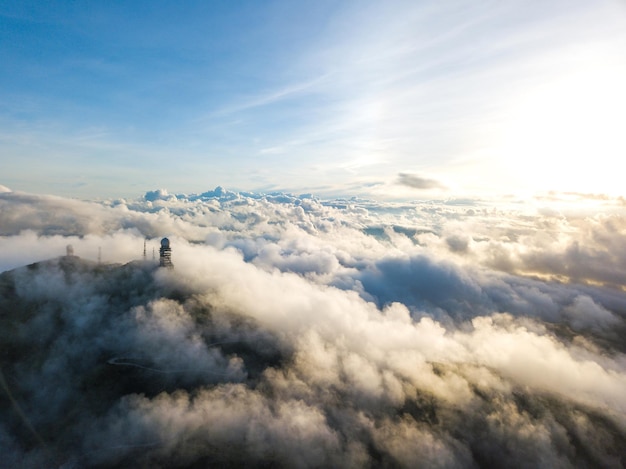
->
[1, 0, 625, 199]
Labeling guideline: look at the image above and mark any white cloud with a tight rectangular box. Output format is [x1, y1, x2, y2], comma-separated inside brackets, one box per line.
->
[1, 187, 625, 467]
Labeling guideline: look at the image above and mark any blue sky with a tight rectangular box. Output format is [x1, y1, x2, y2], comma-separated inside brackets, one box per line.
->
[1, 0, 625, 199]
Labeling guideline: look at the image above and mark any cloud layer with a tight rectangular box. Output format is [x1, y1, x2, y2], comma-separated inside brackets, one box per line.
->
[0, 187, 625, 467]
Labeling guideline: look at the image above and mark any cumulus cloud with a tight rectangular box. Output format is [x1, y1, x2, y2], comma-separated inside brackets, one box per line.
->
[0, 187, 625, 467]
[143, 188, 173, 202]
[396, 173, 447, 190]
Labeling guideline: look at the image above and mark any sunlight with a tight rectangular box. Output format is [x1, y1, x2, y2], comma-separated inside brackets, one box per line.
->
[498, 52, 626, 195]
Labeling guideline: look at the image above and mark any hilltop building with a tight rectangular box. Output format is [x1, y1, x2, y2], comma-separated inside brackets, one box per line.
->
[159, 238, 173, 268]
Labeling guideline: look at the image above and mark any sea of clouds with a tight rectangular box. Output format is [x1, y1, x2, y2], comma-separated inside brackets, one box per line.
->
[0, 186, 625, 467]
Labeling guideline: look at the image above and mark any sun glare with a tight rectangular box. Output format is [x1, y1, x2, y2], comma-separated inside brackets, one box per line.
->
[497, 53, 626, 196]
